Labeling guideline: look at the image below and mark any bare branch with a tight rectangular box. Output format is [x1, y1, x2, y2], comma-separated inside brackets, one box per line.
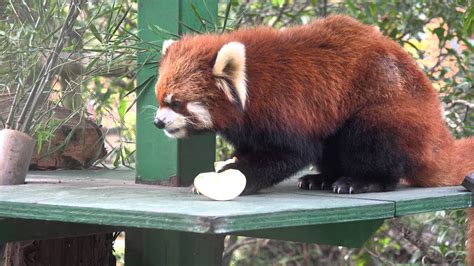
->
[389, 218, 445, 264]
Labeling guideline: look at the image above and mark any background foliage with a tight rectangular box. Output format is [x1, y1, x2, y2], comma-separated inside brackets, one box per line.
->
[0, 0, 139, 166]
[1, 0, 472, 265]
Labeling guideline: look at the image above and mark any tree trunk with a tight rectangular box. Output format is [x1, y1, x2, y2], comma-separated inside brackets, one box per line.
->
[3, 234, 115, 266]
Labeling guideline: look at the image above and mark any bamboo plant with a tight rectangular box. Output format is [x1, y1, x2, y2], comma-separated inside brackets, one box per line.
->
[0, 0, 85, 183]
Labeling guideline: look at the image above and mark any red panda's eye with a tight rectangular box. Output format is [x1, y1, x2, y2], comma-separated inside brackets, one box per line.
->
[171, 100, 181, 110]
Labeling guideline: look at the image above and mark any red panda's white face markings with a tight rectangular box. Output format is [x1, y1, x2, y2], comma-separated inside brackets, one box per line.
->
[186, 102, 213, 128]
[154, 88, 214, 138]
[163, 94, 173, 105]
[154, 105, 188, 138]
[153, 38, 248, 138]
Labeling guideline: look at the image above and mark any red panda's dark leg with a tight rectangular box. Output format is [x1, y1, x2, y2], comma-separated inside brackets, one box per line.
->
[298, 136, 342, 190]
[219, 151, 311, 195]
[329, 114, 409, 194]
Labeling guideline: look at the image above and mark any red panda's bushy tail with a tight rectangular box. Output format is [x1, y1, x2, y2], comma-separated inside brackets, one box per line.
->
[452, 138, 474, 183]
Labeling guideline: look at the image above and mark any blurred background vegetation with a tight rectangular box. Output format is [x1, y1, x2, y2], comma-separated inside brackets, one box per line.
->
[1, 0, 473, 265]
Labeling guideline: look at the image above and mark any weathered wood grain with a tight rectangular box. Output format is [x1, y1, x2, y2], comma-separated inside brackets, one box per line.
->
[0, 169, 470, 234]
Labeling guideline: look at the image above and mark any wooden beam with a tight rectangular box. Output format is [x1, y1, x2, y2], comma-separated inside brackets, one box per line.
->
[233, 220, 385, 248]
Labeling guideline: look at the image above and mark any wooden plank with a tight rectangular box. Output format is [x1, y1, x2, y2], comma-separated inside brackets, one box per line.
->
[270, 176, 472, 215]
[0, 170, 470, 234]
[292, 183, 472, 216]
[0, 218, 119, 244]
[0, 170, 393, 234]
[234, 219, 385, 248]
[136, 0, 215, 186]
[25, 168, 135, 183]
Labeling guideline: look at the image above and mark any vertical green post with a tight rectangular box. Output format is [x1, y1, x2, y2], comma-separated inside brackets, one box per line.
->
[131, 1, 223, 264]
[136, 0, 217, 186]
[126, 230, 225, 266]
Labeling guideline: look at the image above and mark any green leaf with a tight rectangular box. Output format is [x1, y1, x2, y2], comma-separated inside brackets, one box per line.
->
[368, 2, 377, 17]
[190, 3, 206, 28]
[89, 24, 104, 44]
[221, 0, 232, 33]
[271, 0, 285, 8]
[148, 24, 180, 38]
[113, 148, 121, 168]
[463, 4, 474, 35]
[118, 97, 127, 121]
[106, 6, 131, 43]
[432, 27, 445, 40]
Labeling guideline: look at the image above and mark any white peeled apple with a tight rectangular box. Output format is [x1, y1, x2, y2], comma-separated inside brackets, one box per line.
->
[193, 169, 246, 201]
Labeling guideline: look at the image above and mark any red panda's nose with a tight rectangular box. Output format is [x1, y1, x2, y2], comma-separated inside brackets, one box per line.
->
[154, 119, 166, 129]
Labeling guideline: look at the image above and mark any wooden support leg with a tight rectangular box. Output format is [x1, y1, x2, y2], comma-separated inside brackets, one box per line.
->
[125, 230, 225, 266]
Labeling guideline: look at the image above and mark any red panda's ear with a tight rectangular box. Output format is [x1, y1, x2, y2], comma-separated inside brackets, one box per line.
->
[161, 39, 176, 55]
[212, 42, 247, 109]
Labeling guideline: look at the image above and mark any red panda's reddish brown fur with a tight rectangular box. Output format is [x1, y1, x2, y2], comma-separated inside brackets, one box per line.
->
[156, 15, 474, 263]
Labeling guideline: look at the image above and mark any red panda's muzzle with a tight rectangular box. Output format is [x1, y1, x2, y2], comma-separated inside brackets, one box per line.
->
[154, 107, 189, 138]
[154, 102, 214, 139]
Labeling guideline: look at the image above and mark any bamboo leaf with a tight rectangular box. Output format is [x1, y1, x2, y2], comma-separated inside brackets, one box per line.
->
[89, 23, 103, 44]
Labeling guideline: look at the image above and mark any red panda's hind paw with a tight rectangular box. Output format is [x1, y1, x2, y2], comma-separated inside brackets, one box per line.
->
[331, 176, 385, 194]
[298, 174, 334, 191]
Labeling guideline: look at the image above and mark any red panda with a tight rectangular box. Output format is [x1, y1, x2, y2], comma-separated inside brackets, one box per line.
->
[154, 15, 474, 262]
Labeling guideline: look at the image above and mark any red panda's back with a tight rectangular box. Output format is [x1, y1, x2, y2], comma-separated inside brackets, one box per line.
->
[221, 16, 395, 137]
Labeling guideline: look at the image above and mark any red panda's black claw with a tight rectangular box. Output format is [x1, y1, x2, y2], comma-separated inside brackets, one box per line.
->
[298, 174, 332, 191]
[332, 176, 386, 194]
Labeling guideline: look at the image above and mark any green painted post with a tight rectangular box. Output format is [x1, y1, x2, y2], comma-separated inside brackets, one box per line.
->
[126, 230, 225, 266]
[136, 0, 216, 186]
[130, 1, 222, 264]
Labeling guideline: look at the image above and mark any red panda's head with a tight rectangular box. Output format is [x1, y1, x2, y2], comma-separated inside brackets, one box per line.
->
[154, 36, 247, 138]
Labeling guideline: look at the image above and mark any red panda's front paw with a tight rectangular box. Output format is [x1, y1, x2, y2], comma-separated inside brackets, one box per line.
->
[298, 174, 333, 190]
[331, 176, 384, 194]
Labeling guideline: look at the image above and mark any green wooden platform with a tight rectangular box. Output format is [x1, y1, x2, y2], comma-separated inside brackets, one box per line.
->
[0, 170, 472, 264]
[0, 169, 471, 237]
